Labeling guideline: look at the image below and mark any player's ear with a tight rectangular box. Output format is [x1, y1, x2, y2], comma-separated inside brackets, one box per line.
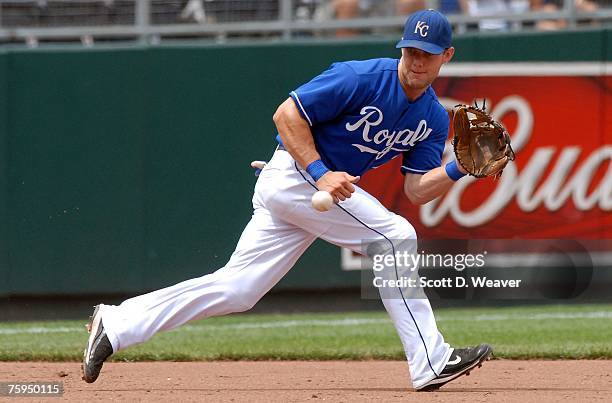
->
[443, 47, 455, 63]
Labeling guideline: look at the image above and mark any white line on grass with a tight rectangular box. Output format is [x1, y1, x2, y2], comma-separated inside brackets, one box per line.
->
[0, 326, 83, 335]
[0, 311, 611, 335]
[183, 318, 389, 331]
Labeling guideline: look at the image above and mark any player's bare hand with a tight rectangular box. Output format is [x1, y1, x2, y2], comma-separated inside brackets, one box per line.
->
[316, 172, 360, 202]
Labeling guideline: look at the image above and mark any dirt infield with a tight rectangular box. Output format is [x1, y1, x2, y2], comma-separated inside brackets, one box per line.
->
[1, 360, 611, 402]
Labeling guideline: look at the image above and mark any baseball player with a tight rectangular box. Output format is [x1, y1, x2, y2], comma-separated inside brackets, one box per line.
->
[83, 9, 492, 391]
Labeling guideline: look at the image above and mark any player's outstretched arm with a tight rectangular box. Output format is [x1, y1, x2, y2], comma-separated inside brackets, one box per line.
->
[273, 98, 359, 202]
[403, 163, 467, 205]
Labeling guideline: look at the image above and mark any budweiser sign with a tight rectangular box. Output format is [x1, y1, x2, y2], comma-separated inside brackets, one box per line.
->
[359, 74, 611, 239]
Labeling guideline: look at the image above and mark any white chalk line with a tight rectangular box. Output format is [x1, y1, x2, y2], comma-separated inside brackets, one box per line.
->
[0, 310, 611, 335]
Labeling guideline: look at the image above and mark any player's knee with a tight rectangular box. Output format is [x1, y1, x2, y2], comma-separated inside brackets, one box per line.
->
[227, 288, 260, 313]
[393, 215, 417, 241]
[365, 216, 417, 258]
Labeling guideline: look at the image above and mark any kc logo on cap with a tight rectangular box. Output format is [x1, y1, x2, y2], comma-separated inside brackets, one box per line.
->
[396, 9, 452, 55]
[414, 21, 429, 37]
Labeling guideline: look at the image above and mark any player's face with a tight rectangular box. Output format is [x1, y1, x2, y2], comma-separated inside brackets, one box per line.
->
[400, 47, 454, 91]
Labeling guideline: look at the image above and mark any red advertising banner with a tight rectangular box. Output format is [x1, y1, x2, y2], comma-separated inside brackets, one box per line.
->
[359, 73, 611, 239]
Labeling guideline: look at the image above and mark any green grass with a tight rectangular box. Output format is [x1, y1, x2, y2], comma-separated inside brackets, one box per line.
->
[1, 304, 611, 361]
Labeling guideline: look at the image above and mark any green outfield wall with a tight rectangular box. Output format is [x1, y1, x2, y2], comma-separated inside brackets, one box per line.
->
[0, 29, 610, 296]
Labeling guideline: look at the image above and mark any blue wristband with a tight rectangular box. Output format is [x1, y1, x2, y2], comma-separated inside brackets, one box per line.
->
[306, 159, 330, 182]
[445, 160, 466, 181]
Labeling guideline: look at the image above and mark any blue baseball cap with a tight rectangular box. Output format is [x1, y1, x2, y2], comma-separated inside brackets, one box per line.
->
[395, 9, 452, 55]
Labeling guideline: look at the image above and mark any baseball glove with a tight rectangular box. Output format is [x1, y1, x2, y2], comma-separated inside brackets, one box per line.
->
[452, 103, 515, 178]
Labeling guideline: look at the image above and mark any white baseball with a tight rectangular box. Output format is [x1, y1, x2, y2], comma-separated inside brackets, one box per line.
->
[311, 191, 334, 212]
[250, 160, 267, 170]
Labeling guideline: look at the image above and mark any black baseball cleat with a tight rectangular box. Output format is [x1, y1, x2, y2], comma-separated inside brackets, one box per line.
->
[82, 305, 114, 383]
[416, 344, 492, 392]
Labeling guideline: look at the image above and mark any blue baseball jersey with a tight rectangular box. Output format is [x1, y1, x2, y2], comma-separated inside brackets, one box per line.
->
[281, 58, 449, 177]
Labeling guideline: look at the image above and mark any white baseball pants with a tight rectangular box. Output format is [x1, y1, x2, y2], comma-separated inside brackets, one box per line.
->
[99, 149, 452, 388]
